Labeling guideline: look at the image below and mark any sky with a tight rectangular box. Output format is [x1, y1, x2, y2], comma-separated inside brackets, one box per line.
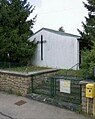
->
[28, 0, 88, 35]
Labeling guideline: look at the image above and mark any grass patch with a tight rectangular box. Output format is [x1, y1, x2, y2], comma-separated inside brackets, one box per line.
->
[6, 66, 83, 77]
[4, 66, 51, 72]
[56, 69, 83, 77]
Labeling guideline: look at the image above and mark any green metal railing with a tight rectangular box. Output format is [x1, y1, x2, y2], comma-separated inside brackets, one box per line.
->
[30, 75, 82, 111]
[31, 75, 82, 99]
[65, 63, 80, 78]
[50, 78, 56, 97]
[30, 63, 83, 111]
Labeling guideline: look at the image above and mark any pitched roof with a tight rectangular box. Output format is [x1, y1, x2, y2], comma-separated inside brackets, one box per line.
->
[31, 28, 80, 38]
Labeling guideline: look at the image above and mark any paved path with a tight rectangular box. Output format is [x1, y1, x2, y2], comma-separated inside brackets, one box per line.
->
[0, 92, 91, 119]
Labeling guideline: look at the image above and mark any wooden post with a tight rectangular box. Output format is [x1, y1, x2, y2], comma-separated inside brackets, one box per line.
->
[87, 98, 89, 115]
[93, 98, 95, 117]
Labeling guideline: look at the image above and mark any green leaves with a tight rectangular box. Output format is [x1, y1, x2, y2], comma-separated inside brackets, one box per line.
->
[0, 0, 37, 64]
[80, 44, 95, 79]
[79, 0, 95, 50]
[79, 0, 95, 80]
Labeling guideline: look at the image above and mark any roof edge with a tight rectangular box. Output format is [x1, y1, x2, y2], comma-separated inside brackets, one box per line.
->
[31, 27, 80, 38]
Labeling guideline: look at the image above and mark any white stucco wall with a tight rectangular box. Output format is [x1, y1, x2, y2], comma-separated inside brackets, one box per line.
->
[29, 29, 80, 69]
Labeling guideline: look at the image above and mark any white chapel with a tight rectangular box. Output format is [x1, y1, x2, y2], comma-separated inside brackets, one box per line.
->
[29, 28, 80, 69]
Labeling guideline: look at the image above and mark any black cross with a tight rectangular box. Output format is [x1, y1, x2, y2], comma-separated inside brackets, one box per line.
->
[37, 35, 46, 60]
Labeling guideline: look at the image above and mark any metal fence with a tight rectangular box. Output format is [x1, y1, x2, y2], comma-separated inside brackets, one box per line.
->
[31, 75, 82, 111]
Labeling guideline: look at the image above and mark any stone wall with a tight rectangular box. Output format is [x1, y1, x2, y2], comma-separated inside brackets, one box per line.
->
[0, 69, 58, 96]
[80, 80, 95, 116]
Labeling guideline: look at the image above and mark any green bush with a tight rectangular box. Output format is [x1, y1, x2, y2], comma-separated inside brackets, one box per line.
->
[81, 45, 95, 80]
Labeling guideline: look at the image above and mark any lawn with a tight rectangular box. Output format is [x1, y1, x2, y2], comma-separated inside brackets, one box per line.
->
[0, 61, 52, 72]
[0, 62, 83, 77]
[0, 64, 51, 72]
[11, 66, 51, 72]
[56, 69, 83, 77]
[8, 67, 82, 76]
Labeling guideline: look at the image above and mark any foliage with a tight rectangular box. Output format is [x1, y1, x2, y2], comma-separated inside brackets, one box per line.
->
[0, 0, 37, 64]
[16, 91, 22, 96]
[58, 26, 65, 32]
[80, 45, 95, 80]
[78, 0, 95, 50]
[78, 0, 95, 80]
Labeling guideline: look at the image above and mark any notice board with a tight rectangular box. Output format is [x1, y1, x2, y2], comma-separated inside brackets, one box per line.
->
[60, 80, 71, 94]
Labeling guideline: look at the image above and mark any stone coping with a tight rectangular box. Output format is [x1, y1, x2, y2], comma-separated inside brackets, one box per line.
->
[79, 80, 95, 85]
[0, 69, 59, 77]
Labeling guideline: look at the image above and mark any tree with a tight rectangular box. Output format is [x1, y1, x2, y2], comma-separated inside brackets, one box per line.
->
[80, 45, 95, 80]
[0, 0, 37, 64]
[78, 0, 95, 50]
[79, 0, 95, 79]
[58, 26, 65, 32]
